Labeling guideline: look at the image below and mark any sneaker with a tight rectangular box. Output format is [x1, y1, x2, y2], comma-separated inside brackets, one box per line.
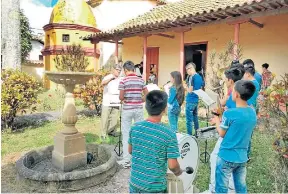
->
[108, 131, 120, 137]
[117, 160, 131, 168]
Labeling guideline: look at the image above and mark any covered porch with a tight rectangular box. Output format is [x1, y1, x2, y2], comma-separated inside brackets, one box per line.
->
[85, 0, 288, 85]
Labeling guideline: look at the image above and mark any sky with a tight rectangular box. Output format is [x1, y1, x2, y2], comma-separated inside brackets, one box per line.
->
[20, 0, 54, 33]
[21, 0, 181, 34]
[31, 0, 59, 7]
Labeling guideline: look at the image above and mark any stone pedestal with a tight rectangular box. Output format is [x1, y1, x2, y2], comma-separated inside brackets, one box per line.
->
[45, 72, 95, 172]
[52, 132, 87, 172]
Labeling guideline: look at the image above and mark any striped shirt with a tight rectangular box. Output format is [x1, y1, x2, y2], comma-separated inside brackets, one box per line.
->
[118, 73, 146, 110]
[128, 120, 180, 193]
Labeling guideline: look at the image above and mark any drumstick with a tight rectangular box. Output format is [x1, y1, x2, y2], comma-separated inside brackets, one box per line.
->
[211, 95, 223, 117]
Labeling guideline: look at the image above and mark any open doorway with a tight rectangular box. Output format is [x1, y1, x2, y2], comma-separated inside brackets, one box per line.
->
[184, 43, 207, 82]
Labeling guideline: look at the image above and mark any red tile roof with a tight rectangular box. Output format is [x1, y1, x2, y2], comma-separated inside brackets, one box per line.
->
[85, 0, 288, 42]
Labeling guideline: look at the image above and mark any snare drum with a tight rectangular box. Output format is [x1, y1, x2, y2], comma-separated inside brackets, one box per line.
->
[167, 133, 200, 192]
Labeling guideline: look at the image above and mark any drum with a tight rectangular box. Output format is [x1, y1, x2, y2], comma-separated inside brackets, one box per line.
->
[167, 133, 199, 192]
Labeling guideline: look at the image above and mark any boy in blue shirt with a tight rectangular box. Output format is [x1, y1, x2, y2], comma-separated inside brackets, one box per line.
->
[243, 65, 260, 160]
[128, 90, 183, 193]
[211, 80, 257, 193]
[209, 63, 244, 193]
[243, 66, 260, 109]
[243, 59, 262, 87]
[221, 63, 245, 109]
[185, 62, 203, 136]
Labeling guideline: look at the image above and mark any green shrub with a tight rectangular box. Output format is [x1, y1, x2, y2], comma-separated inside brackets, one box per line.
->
[54, 44, 90, 72]
[74, 69, 109, 116]
[1, 69, 42, 129]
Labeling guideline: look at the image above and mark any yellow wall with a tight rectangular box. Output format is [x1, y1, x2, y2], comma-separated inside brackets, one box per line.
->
[122, 14, 288, 85]
[44, 28, 98, 89]
[44, 29, 95, 47]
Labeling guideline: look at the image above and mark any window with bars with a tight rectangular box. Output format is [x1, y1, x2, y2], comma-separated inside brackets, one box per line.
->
[62, 34, 70, 42]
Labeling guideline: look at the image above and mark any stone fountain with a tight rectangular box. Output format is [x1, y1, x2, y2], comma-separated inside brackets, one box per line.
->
[16, 72, 118, 192]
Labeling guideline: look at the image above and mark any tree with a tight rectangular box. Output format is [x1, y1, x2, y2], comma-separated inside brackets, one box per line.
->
[20, 10, 32, 63]
[1, 0, 21, 69]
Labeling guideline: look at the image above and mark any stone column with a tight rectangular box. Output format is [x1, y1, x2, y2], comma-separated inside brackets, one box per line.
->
[52, 84, 87, 172]
[1, 0, 21, 69]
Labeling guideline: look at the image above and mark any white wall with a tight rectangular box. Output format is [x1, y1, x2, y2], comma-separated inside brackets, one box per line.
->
[92, 0, 157, 66]
[27, 40, 44, 61]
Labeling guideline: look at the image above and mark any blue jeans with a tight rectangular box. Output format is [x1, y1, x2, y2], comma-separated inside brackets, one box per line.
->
[216, 157, 247, 194]
[185, 102, 199, 135]
[168, 107, 180, 132]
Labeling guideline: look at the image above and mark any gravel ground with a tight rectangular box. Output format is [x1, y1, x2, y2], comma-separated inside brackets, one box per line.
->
[79, 167, 130, 193]
[1, 144, 130, 193]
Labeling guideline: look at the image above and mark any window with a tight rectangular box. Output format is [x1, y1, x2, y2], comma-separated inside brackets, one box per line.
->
[46, 35, 50, 46]
[39, 55, 43, 61]
[62, 34, 70, 42]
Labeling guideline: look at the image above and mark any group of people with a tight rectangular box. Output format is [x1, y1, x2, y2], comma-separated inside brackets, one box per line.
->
[99, 59, 272, 193]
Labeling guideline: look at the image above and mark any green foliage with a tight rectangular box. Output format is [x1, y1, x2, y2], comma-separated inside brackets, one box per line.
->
[54, 43, 90, 72]
[208, 41, 243, 98]
[20, 10, 32, 63]
[259, 74, 288, 156]
[74, 69, 109, 116]
[1, 69, 42, 129]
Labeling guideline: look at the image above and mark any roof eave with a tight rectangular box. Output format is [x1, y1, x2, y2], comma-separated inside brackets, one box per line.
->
[85, 0, 288, 42]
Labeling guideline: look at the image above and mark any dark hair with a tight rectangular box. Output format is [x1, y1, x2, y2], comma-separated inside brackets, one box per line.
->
[262, 63, 269, 69]
[234, 80, 256, 101]
[243, 59, 255, 68]
[170, 71, 185, 106]
[145, 90, 168, 116]
[123, 61, 135, 71]
[231, 60, 240, 67]
[224, 64, 244, 83]
[245, 66, 255, 76]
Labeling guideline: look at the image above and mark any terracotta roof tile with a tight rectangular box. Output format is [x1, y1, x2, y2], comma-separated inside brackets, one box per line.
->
[85, 0, 288, 41]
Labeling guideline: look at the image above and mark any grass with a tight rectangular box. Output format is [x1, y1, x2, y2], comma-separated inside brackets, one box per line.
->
[1, 112, 281, 193]
[34, 89, 85, 113]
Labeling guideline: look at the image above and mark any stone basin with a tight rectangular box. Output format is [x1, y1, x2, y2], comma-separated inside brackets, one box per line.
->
[45, 71, 96, 85]
[16, 144, 118, 192]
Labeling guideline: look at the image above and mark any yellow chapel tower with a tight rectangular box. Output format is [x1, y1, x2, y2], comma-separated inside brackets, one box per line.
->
[42, 0, 100, 89]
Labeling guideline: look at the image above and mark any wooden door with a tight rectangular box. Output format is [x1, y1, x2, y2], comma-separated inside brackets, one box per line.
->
[146, 47, 159, 82]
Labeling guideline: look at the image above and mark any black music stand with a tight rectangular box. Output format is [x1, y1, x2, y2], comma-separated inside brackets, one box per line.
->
[192, 90, 217, 164]
[199, 106, 211, 163]
[114, 104, 122, 157]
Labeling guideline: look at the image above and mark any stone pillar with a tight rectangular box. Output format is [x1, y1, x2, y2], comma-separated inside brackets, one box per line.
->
[180, 31, 185, 79]
[234, 23, 240, 60]
[143, 36, 148, 81]
[115, 40, 119, 64]
[52, 84, 87, 172]
[1, 0, 21, 69]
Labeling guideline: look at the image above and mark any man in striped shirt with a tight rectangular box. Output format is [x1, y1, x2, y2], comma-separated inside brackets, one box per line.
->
[118, 61, 148, 168]
[128, 90, 182, 193]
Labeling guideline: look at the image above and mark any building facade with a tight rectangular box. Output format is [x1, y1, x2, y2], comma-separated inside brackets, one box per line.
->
[87, 0, 288, 86]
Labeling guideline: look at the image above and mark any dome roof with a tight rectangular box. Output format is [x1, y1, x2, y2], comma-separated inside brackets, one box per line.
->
[49, 0, 97, 27]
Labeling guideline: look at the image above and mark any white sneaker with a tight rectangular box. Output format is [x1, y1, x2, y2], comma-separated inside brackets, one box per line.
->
[117, 160, 131, 168]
